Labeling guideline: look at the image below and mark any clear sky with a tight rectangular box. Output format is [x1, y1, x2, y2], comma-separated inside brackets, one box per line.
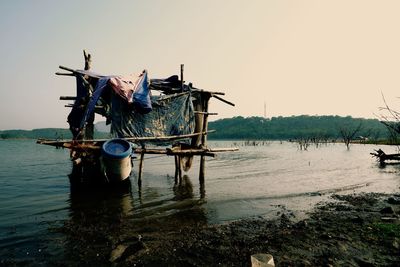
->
[1, 0, 400, 130]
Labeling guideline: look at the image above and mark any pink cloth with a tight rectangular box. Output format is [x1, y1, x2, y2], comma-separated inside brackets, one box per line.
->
[109, 71, 147, 103]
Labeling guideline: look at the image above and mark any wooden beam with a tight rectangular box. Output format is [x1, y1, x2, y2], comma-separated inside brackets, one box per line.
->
[37, 139, 238, 155]
[65, 104, 103, 109]
[212, 94, 235, 106]
[55, 72, 75, 76]
[60, 96, 77, 100]
[191, 88, 225, 95]
[135, 148, 218, 157]
[194, 111, 218, 115]
[59, 65, 75, 73]
[136, 147, 239, 155]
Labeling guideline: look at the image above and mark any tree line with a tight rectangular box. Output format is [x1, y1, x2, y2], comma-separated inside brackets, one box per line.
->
[0, 128, 109, 140]
[0, 115, 393, 141]
[208, 115, 389, 141]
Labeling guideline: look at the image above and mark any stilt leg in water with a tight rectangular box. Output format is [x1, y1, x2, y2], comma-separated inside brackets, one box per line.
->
[138, 152, 144, 187]
[174, 155, 179, 184]
[199, 155, 205, 191]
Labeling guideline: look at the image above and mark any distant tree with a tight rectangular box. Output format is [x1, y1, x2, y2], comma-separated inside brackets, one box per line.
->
[0, 133, 10, 139]
[338, 122, 362, 149]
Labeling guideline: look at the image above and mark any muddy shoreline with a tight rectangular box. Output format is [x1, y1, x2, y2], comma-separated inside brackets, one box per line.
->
[2, 193, 400, 266]
[117, 193, 400, 267]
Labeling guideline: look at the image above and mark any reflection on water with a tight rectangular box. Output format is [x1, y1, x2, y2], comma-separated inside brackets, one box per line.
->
[57, 174, 208, 265]
[173, 175, 194, 201]
[60, 180, 134, 265]
[68, 179, 134, 218]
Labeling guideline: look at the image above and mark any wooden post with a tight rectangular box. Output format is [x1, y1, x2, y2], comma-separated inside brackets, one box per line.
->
[174, 155, 182, 183]
[177, 155, 182, 184]
[83, 50, 92, 71]
[199, 93, 211, 182]
[180, 64, 184, 92]
[138, 151, 145, 187]
[174, 155, 179, 183]
[199, 156, 205, 185]
[83, 50, 94, 140]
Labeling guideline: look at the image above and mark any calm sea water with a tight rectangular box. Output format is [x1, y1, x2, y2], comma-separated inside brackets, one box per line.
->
[1, 139, 400, 263]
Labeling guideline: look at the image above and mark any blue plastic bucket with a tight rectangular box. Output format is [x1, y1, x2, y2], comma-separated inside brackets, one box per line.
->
[102, 139, 132, 159]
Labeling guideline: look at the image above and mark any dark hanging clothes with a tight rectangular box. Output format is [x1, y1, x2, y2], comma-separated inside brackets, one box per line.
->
[75, 70, 153, 134]
[79, 77, 109, 129]
[67, 75, 90, 138]
[150, 75, 181, 88]
[131, 71, 152, 113]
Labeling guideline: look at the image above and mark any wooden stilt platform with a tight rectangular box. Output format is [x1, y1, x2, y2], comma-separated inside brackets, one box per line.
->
[37, 136, 238, 184]
[37, 50, 238, 190]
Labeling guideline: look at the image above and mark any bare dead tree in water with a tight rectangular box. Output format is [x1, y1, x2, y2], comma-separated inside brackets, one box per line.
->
[376, 93, 400, 143]
[338, 123, 362, 150]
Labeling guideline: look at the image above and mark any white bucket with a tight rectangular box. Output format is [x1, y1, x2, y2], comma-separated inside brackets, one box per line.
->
[101, 139, 132, 181]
